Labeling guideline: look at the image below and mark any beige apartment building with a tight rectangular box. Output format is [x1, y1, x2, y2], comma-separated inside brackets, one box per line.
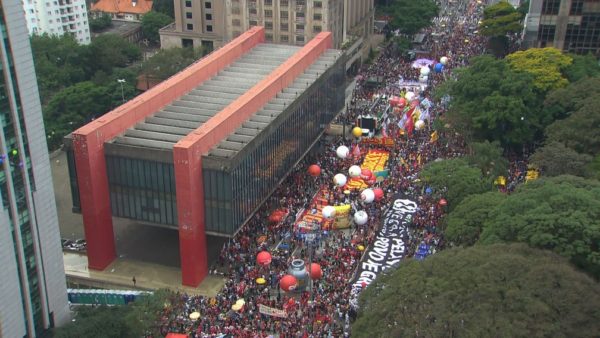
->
[160, 0, 374, 51]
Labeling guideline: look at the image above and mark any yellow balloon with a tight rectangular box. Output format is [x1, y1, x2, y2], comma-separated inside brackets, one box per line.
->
[352, 127, 363, 138]
[357, 245, 365, 251]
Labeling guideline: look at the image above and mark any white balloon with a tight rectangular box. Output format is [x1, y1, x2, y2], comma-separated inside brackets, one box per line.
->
[348, 165, 362, 178]
[333, 173, 347, 187]
[322, 206, 336, 219]
[354, 210, 368, 225]
[420, 67, 430, 76]
[405, 91, 415, 101]
[336, 145, 350, 159]
[440, 56, 448, 65]
[419, 76, 428, 83]
[415, 120, 426, 130]
[360, 189, 375, 203]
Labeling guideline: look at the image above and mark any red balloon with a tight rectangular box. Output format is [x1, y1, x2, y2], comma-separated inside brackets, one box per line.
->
[280, 274, 298, 292]
[373, 187, 384, 201]
[308, 263, 323, 280]
[367, 177, 376, 185]
[360, 169, 372, 180]
[439, 198, 448, 206]
[398, 98, 407, 107]
[308, 164, 321, 177]
[361, 281, 367, 288]
[256, 251, 272, 266]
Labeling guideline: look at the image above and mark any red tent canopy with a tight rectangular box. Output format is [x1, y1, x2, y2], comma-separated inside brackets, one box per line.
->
[166, 334, 189, 338]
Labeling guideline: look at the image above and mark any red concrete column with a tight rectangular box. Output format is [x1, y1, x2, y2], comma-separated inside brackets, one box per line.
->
[71, 134, 116, 270]
[173, 146, 208, 286]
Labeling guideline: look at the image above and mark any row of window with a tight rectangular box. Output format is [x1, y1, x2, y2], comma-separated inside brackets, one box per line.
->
[235, 0, 318, 7]
[245, 9, 322, 20]
[185, 12, 212, 20]
[185, 0, 211, 8]
[542, 0, 600, 16]
[232, 19, 320, 31]
[186, 23, 212, 32]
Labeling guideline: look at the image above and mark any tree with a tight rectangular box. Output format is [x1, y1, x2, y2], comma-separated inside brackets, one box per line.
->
[506, 47, 573, 93]
[141, 11, 174, 44]
[384, 0, 439, 35]
[88, 34, 142, 74]
[89, 13, 113, 32]
[467, 140, 508, 178]
[152, 0, 174, 18]
[545, 96, 600, 156]
[480, 175, 600, 278]
[479, 1, 523, 37]
[563, 53, 600, 82]
[542, 76, 600, 121]
[419, 158, 490, 210]
[529, 141, 592, 177]
[353, 244, 600, 337]
[444, 191, 507, 246]
[444, 56, 543, 147]
[139, 47, 204, 80]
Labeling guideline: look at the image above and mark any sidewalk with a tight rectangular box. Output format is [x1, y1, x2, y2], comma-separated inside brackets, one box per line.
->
[63, 252, 225, 297]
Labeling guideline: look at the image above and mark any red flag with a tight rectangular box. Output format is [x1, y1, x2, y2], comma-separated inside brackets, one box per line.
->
[352, 143, 361, 158]
[405, 107, 415, 136]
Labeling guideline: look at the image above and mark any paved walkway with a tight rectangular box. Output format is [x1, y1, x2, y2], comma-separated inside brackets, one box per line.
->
[63, 252, 225, 297]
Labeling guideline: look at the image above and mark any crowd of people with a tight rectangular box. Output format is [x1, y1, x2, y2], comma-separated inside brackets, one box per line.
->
[152, 0, 504, 337]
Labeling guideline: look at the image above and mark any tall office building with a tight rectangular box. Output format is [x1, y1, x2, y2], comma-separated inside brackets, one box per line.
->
[160, 0, 374, 50]
[0, 1, 70, 337]
[22, 0, 91, 44]
[523, 0, 600, 55]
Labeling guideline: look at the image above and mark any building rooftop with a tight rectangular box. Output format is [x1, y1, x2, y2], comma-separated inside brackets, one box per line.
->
[206, 49, 342, 160]
[91, 0, 153, 15]
[111, 43, 301, 150]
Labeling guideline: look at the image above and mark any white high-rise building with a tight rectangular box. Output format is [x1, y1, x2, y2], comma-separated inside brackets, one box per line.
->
[22, 0, 91, 44]
[0, 0, 71, 337]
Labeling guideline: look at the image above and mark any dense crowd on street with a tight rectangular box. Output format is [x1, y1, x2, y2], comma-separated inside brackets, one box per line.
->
[152, 1, 505, 337]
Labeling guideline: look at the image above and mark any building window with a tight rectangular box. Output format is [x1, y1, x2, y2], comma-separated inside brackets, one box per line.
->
[280, 22, 288, 31]
[570, 0, 583, 15]
[187, 23, 193, 30]
[541, 0, 560, 15]
[207, 25, 213, 32]
[186, 12, 192, 19]
[249, 20, 258, 26]
[313, 13, 322, 21]
[537, 24, 555, 46]
[296, 35, 304, 42]
[280, 11, 288, 19]
[182, 38, 194, 48]
[265, 9, 273, 18]
[265, 0, 272, 5]
[296, 24, 304, 31]
[314, 1, 322, 8]
[266, 33, 273, 41]
[265, 21, 273, 30]
[185, 0, 191, 7]
[313, 25, 322, 32]
[250, 8, 257, 15]
[206, 13, 212, 20]
[232, 7, 240, 15]
[281, 0, 288, 6]
[205, 1, 211, 9]
[281, 34, 289, 42]
[233, 19, 241, 26]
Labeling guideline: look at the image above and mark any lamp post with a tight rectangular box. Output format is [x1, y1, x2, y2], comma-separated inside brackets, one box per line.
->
[117, 79, 126, 103]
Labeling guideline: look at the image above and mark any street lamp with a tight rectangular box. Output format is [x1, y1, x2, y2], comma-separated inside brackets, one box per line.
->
[117, 79, 126, 103]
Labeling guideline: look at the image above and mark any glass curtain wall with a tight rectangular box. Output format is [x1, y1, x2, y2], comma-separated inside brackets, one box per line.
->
[105, 156, 178, 225]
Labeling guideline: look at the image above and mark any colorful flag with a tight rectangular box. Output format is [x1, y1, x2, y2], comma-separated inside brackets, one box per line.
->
[494, 176, 507, 186]
[430, 131, 439, 143]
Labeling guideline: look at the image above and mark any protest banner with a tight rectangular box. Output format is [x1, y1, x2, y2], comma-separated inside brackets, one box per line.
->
[259, 304, 287, 318]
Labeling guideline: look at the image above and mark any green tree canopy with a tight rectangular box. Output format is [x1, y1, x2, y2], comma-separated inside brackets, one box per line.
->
[529, 141, 592, 177]
[384, 0, 439, 35]
[139, 47, 204, 80]
[152, 0, 174, 18]
[89, 13, 113, 32]
[89, 34, 142, 74]
[563, 53, 600, 82]
[419, 158, 490, 210]
[545, 96, 600, 155]
[467, 140, 508, 178]
[542, 76, 600, 121]
[479, 1, 524, 37]
[444, 191, 507, 246]
[506, 47, 573, 93]
[480, 175, 600, 278]
[141, 11, 174, 44]
[443, 55, 543, 147]
[353, 244, 600, 337]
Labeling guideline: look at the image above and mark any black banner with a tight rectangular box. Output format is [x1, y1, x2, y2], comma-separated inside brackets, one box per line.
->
[350, 198, 417, 307]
